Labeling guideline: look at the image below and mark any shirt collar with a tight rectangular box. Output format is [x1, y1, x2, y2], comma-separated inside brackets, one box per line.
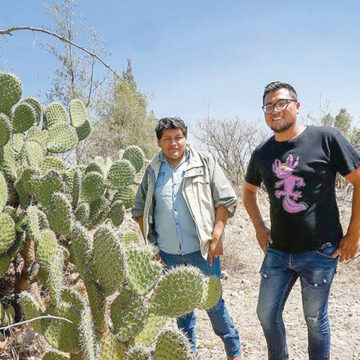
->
[159, 148, 190, 166]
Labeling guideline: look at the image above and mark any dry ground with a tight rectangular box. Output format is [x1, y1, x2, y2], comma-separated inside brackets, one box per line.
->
[195, 189, 360, 360]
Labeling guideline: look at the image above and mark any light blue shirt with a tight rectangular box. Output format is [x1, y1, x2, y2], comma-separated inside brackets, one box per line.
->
[154, 151, 200, 255]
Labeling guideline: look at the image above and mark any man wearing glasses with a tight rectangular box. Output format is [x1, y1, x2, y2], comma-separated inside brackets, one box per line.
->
[243, 81, 360, 360]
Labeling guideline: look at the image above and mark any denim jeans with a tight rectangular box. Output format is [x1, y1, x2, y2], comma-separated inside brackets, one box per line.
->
[159, 250, 242, 357]
[257, 245, 339, 360]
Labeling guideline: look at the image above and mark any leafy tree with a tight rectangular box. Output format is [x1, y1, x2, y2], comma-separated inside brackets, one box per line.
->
[321, 113, 334, 127]
[334, 108, 352, 136]
[84, 59, 158, 160]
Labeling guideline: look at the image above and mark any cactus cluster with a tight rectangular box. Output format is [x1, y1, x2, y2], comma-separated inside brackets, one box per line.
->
[0, 73, 222, 360]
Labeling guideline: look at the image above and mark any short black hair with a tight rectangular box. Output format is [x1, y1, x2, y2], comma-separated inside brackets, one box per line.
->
[155, 117, 188, 140]
[263, 82, 298, 104]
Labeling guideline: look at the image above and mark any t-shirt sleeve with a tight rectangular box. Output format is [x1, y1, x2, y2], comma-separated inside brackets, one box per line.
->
[330, 130, 360, 177]
[245, 150, 262, 186]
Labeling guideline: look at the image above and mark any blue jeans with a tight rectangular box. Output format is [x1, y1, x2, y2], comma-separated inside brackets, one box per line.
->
[257, 245, 339, 360]
[159, 250, 242, 357]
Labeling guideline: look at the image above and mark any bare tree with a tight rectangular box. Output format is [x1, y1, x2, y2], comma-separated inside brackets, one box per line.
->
[194, 115, 268, 185]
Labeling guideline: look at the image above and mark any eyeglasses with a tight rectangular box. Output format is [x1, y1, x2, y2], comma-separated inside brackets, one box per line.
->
[262, 99, 297, 114]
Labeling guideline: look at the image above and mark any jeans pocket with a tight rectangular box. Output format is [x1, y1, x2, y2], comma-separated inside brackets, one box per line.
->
[301, 266, 336, 289]
[315, 245, 338, 260]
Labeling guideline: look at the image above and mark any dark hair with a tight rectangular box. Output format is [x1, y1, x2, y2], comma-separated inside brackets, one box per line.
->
[155, 117, 188, 140]
[263, 82, 298, 104]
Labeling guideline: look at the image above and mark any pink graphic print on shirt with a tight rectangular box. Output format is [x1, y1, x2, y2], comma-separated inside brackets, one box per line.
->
[272, 155, 308, 213]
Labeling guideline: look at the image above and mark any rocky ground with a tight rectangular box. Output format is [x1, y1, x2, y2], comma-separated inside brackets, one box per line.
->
[195, 189, 360, 360]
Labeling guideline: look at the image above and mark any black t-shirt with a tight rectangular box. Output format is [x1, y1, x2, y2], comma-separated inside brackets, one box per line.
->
[245, 126, 360, 253]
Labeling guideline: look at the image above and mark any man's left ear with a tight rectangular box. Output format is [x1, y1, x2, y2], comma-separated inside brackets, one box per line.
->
[296, 102, 300, 113]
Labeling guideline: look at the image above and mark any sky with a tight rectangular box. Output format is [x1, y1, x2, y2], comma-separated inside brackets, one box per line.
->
[1, 0, 360, 130]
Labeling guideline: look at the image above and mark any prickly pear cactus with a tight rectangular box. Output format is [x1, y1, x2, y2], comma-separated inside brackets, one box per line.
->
[0, 72, 222, 360]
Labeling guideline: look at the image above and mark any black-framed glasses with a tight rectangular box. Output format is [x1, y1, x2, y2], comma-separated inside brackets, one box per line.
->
[262, 99, 297, 114]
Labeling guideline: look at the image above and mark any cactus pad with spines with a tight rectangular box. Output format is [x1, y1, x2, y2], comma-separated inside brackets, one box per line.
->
[72, 169, 82, 208]
[1, 305, 15, 327]
[12, 133, 25, 153]
[98, 332, 127, 360]
[0, 113, 11, 146]
[27, 205, 43, 240]
[41, 156, 65, 174]
[63, 167, 76, 194]
[42, 351, 70, 360]
[75, 119, 91, 141]
[107, 160, 135, 189]
[47, 246, 65, 305]
[110, 289, 148, 342]
[35, 170, 62, 208]
[94, 156, 108, 177]
[48, 123, 78, 153]
[113, 186, 136, 209]
[122, 145, 145, 173]
[125, 245, 163, 296]
[14, 178, 31, 207]
[86, 281, 106, 333]
[44, 102, 68, 129]
[70, 222, 92, 282]
[48, 192, 74, 237]
[121, 230, 140, 246]
[134, 314, 166, 347]
[0, 72, 22, 113]
[61, 289, 84, 313]
[198, 276, 222, 310]
[27, 127, 49, 149]
[0, 213, 16, 254]
[20, 292, 44, 335]
[13, 102, 36, 133]
[150, 266, 204, 318]
[35, 229, 58, 267]
[0, 171, 8, 212]
[108, 200, 124, 227]
[74, 202, 89, 225]
[20, 140, 44, 168]
[85, 162, 104, 176]
[20, 167, 40, 195]
[126, 345, 152, 360]
[38, 208, 50, 229]
[88, 195, 109, 227]
[44, 302, 81, 353]
[92, 224, 125, 295]
[78, 307, 97, 360]
[0, 143, 16, 180]
[0, 253, 12, 275]
[70, 99, 87, 128]
[22, 97, 42, 125]
[81, 171, 104, 204]
[154, 328, 192, 360]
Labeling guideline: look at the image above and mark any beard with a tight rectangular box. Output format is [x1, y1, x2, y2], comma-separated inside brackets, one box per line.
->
[270, 121, 293, 133]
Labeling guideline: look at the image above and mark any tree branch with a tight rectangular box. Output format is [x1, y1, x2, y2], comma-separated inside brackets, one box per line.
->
[0, 314, 73, 332]
[0, 26, 122, 81]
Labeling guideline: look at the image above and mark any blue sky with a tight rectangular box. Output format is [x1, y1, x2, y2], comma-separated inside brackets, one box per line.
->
[1, 0, 360, 129]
